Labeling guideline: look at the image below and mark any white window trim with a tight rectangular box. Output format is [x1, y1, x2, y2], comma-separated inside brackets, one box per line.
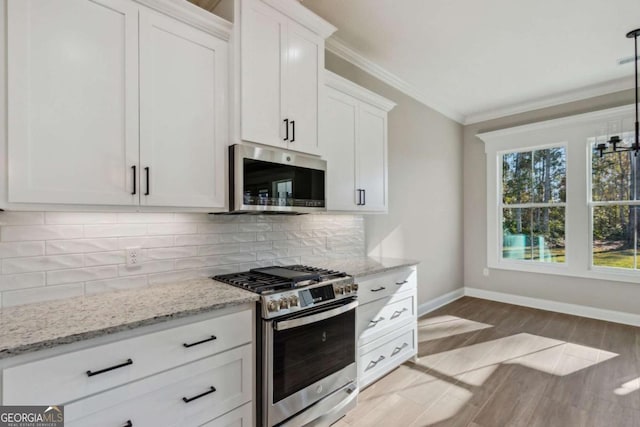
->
[479, 103, 640, 285]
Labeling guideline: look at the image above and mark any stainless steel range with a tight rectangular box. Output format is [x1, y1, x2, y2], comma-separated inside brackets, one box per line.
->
[214, 265, 358, 427]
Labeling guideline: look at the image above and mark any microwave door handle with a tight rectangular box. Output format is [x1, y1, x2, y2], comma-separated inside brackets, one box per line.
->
[274, 300, 358, 331]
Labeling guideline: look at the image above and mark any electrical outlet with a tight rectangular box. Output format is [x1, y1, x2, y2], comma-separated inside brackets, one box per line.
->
[483, 268, 490, 277]
[126, 247, 141, 266]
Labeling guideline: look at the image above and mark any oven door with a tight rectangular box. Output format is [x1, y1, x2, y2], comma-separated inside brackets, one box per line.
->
[264, 298, 358, 426]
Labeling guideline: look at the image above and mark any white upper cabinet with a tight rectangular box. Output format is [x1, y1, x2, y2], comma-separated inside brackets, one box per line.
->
[139, 9, 228, 208]
[7, 0, 140, 206]
[238, 0, 335, 155]
[323, 71, 396, 213]
[4, 0, 230, 210]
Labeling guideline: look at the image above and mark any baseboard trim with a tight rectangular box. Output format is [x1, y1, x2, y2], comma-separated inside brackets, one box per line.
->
[418, 288, 465, 317]
[464, 287, 640, 327]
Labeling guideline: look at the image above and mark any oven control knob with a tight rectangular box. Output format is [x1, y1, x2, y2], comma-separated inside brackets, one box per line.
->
[267, 300, 278, 312]
[289, 295, 299, 306]
[345, 284, 352, 293]
[352, 283, 359, 291]
[279, 298, 289, 310]
[335, 287, 344, 295]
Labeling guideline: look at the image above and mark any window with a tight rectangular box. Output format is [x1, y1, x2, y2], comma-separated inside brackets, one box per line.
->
[590, 128, 639, 270]
[500, 147, 566, 263]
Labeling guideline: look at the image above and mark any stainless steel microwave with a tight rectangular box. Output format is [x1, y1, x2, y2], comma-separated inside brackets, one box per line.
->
[229, 144, 327, 214]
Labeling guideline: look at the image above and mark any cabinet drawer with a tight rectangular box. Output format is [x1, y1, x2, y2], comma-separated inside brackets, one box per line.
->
[358, 324, 416, 388]
[65, 344, 252, 427]
[356, 267, 415, 306]
[3, 309, 252, 405]
[200, 402, 252, 427]
[357, 292, 415, 346]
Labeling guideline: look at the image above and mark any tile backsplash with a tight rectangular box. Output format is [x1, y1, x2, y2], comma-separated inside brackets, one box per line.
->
[0, 212, 364, 308]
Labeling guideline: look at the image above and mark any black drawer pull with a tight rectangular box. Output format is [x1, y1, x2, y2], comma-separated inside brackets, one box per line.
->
[391, 343, 409, 356]
[183, 335, 217, 348]
[366, 355, 385, 370]
[144, 167, 150, 196]
[131, 166, 136, 195]
[284, 118, 289, 141]
[182, 386, 216, 403]
[391, 308, 409, 319]
[122, 421, 133, 427]
[370, 286, 386, 292]
[290, 120, 295, 142]
[86, 358, 133, 377]
[369, 317, 385, 327]
[396, 280, 409, 286]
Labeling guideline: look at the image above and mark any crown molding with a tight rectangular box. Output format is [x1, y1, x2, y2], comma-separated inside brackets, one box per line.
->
[135, 0, 232, 40]
[325, 70, 396, 112]
[464, 76, 636, 125]
[325, 37, 465, 124]
[263, 0, 336, 38]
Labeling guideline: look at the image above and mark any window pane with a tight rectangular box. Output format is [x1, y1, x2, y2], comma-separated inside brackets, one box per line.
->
[531, 207, 565, 263]
[592, 150, 635, 202]
[503, 207, 531, 260]
[502, 152, 532, 204]
[533, 148, 566, 203]
[593, 205, 636, 269]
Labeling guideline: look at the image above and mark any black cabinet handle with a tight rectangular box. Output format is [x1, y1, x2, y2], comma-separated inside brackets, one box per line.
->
[182, 386, 216, 403]
[131, 166, 136, 195]
[369, 317, 385, 327]
[370, 286, 386, 292]
[144, 167, 150, 196]
[366, 355, 385, 370]
[86, 358, 133, 377]
[391, 308, 408, 319]
[122, 421, 133, 427]
[283, 118, 289, 141]
[391, 343, 409, 356]
[356, 189, 363, 206]
[290, 120, 295, 142]
[362, 189, 366, 205]
[396, 280, 409, 286]
[183, 335, 217, 348]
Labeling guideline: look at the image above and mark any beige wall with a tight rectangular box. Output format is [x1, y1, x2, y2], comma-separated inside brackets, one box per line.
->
[325, 52, 465, 307]
[463, 89, 640, 314]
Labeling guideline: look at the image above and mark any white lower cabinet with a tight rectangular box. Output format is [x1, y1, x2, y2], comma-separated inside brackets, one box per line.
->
[355, 266, 418, 388]
[1, 307, 253, 427]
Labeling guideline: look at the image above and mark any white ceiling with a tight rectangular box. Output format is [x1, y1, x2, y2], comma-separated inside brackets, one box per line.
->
[301, 0, 640, 124]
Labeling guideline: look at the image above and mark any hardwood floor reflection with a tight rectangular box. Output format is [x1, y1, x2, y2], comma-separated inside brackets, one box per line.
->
[337, 297, 640, 427]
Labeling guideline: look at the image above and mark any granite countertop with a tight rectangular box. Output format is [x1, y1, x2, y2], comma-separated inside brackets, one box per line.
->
[0, 278, 258, 360]
[321, 256, 419, 278]
[0, 257, 417, 360]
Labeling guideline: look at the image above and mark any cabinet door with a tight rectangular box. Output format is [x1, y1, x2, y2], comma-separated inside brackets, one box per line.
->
[324, 88, 358, 210]
[240, 0, 287, 148]
[7, 0, 139, 205]
[357, 103, 388, 212]
[284, 22, 321, 155]
[139, 9, 227, 208]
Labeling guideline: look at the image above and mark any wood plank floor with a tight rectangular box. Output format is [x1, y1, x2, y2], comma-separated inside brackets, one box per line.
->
[336, 297, 640, 427]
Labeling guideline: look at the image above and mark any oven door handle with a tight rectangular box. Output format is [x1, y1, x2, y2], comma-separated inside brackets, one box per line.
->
[274, 300, 358, 331]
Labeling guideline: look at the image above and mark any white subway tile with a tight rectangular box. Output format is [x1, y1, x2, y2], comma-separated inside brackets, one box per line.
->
[2, 283, 84, 307]
[257, 249, 289, 260]
[0, 272, 45, 291]
[45, 212, 117, 224]
[0, 241, 45, 258]
[84, 224, 147, 238]
[117, 236, 174, 249]
[145, 247, 198, 260]
[197, 223, 239, 234]
[175, 234, 220, 246]
[175, 257, 208, 270]
[117, 213, 175, 223]
[85, 276, 148, 295]
[273, 257, 301, 266]
[147, 270, 198, 286]
[301, 238, 327, 247]
[147, 223, 197, 235]
[287, 247, 314, 257]
[118, 260, 174, 277]
[173, 213, 210, 223]
[84, 251, 126, 266]
[258, 231, 287, 241]
[0, 212, 45, 225]
[238, 223, 273, 232]
[218, 233, 257, 243]
[47, 265, 118, 285]
[273, 222, 302, 231]
[46, 238, 119, 255]
[1, 225, 83, 242]
[2, 254, 85, 274]
[273, 240, 302, 249]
